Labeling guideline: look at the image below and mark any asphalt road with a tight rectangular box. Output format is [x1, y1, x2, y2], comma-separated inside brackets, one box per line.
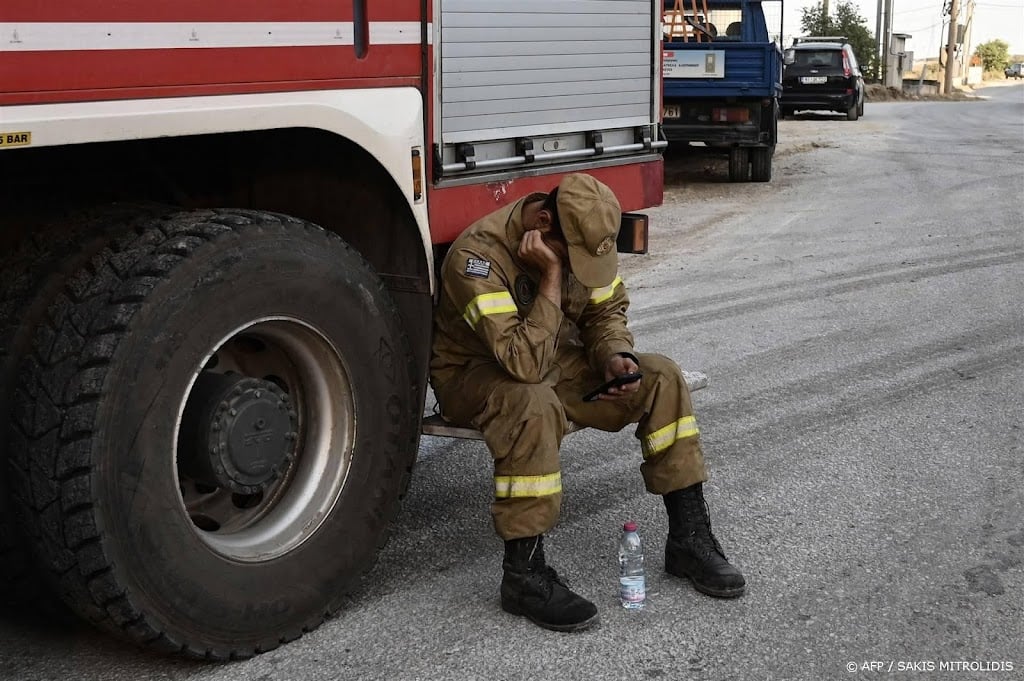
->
[2, 83, 1022, 681]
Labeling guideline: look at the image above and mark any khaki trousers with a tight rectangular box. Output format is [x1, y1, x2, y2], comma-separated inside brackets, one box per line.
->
[434, 348, 707, 540]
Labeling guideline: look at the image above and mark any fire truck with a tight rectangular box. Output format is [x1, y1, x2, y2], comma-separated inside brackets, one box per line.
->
[0, 0, 665, 658]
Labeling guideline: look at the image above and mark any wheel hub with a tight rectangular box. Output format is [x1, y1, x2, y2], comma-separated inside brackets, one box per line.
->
[179, 372, 297, 494]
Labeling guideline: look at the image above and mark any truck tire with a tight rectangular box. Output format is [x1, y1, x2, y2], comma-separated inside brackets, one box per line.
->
[847, 102, 860, 121]
[728, 147, 750, 182]
[10, 208, 419, 658]
[1, 205, 165, 608]
[0, 239, 57, 608]
[750, 147, 773, 182]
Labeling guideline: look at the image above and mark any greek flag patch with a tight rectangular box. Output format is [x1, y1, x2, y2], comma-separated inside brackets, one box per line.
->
[465, 258, 491, 278]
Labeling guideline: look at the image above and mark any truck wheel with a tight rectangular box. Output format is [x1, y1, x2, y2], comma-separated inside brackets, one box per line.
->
[847, 102, 860, 121]
[1, 206, 165, 608]
[750, 147, 773, 182]
[11, 208, 419, 658]
[728, 147, 750, 182]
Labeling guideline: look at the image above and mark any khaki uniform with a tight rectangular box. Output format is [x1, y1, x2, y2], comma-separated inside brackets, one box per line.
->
[430, 196, 707, 540]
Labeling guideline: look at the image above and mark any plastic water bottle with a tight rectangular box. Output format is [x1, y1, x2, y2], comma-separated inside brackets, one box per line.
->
[618, 521, 646, 609]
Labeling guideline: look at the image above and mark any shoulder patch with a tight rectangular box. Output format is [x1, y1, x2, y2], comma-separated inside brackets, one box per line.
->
[514, 274, 537, 306]
[465, 257, 492, 278]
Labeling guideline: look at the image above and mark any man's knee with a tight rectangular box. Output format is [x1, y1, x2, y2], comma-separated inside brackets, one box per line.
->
[485, 382, 566, 425]
[480, 382, 566, 463]
[636, 353, 686, 387]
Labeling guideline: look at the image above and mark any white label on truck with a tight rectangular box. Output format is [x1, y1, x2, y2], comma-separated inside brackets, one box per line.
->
[663, 50, 725, 79]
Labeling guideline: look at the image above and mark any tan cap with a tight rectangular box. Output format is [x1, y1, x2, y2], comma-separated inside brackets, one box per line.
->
[555, 174, 621, 288]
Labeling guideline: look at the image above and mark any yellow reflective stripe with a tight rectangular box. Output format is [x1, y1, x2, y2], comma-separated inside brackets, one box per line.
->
[494, 472, 562, 499]
[644, 415, 699, 458]
[463, 291, 517, 329]
[589, 276, 623, 305]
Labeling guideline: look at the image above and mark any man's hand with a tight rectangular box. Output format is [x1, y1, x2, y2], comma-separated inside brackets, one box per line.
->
[519, 230, 562, 307]
[596, 354, 641, 401]
[519, 230, 562, 276]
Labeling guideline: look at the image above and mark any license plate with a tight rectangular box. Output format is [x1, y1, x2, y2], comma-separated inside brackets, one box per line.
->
[800, 76, 827, 84]
[663, 104, 681, 119]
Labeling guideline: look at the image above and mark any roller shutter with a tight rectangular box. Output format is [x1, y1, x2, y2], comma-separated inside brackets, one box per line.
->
[436, 0, 662, 178]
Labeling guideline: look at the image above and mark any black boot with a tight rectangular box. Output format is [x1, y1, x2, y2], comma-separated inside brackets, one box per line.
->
[664, 483, 746, 598]
[500, 535, 599, 632]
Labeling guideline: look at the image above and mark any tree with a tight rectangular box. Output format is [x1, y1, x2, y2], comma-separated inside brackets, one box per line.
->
[974, 39, 1010, 73]
[799, 1, 877, 79]
[799, 3, 830, 37]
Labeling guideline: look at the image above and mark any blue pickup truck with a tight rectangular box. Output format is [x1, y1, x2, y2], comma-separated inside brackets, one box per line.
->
[661, 0, 783, 181]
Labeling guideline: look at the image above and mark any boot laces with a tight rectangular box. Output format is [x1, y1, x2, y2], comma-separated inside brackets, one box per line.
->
[512, 537, 569, 597]
[685, 499, 727, 559]
[530, 565, 568, 597]
[528, 539, 567, 586]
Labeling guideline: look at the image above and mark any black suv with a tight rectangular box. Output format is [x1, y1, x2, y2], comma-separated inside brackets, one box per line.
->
[781, 37, 865, 121]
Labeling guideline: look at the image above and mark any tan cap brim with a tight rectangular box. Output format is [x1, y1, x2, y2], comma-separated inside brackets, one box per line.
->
[566, 235, 618, 289]
[556, 174, 621, 288]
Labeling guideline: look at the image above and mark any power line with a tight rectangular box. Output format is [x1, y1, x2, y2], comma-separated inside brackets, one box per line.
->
[892, 7, 942, 15]
[902, 21, 946, 32]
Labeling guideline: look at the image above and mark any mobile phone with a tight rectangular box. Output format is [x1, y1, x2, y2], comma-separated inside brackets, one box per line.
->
[582, 372, 643, 402]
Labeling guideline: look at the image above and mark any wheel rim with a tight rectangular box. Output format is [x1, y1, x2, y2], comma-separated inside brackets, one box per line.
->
[174, 317, 355, 562]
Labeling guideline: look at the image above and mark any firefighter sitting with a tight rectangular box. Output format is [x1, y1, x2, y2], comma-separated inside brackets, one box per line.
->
[430, 173, 745, 632]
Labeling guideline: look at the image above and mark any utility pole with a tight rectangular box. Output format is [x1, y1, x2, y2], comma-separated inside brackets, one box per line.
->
[875, 0, 884, 80]
[883, 0, 893, 85]
[961, 0, 976, 85]
[944, 0, 960, 93]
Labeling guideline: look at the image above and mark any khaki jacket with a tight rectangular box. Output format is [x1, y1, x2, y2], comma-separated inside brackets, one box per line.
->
[430, 196, 634, 392]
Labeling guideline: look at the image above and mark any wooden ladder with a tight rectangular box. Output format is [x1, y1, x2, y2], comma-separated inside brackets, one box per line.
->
[665, 0, 712, 43]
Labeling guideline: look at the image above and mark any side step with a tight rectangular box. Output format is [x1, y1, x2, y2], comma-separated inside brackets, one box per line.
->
[422, 370, 709, 441]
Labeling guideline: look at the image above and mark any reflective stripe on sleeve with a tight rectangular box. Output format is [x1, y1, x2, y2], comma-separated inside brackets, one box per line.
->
[588, 276, 623, 305]
[494, 472, 562, 499]
[643, 415, 699, 458]
[463, 291, 517, 329]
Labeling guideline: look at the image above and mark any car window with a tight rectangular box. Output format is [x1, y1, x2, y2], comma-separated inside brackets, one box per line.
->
[793, 50, 841, 68]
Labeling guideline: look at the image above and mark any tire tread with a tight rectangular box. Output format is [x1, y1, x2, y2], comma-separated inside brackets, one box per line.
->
[2, 205, 168, 608]
[11, 207, 418, 659]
